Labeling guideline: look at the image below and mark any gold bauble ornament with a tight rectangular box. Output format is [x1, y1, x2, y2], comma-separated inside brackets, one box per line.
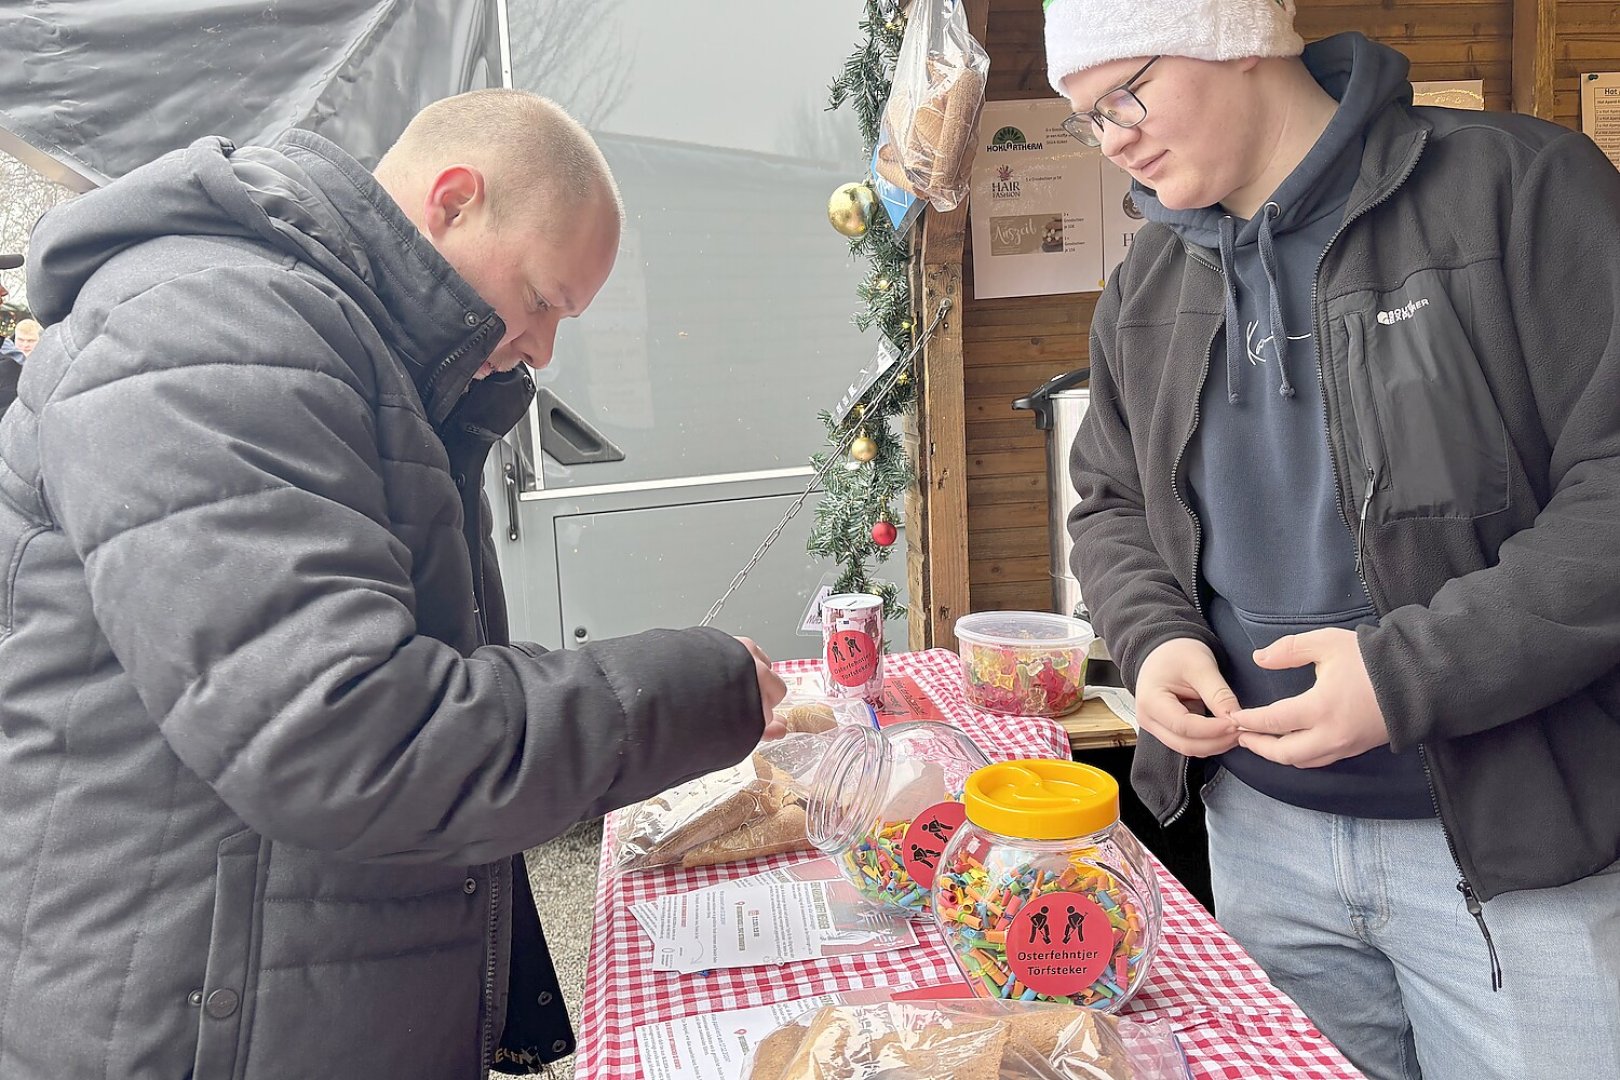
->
[850, 435, 879, 463]
[828, 182, 878, 238]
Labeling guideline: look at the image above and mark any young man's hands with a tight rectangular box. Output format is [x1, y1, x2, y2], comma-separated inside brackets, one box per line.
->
[734, 636, 789, 740]
[1134, 638, 1241, 757]
[1135, 632, 1394, 768]
[1232, 628, 1392, 767]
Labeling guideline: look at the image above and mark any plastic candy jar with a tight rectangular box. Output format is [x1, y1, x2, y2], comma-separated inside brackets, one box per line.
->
[807, 721, 992, 916]
[933, 760, 1161, 1011]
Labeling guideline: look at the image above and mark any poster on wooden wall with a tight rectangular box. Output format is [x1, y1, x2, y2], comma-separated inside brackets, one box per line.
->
[1581, 73, 1620, 171]
[968, 99, 1146, 298]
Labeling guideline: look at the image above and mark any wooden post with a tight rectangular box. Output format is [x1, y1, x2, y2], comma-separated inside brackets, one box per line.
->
[1512, 0, 1557, 119]
[909, 0, 988, 651]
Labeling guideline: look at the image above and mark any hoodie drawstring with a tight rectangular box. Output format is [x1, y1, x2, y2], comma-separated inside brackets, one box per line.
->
[1256, 202, 1296, 398]
[1218, 204, 1297, 404]
[1218, 215, 1243, 405]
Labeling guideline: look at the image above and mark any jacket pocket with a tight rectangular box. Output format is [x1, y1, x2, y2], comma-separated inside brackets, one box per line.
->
[0, 523, 46, 642]
[192, 829, 264, 1080]
[1344, 313, 1392, 495]
[1345, 281, 1510, 522]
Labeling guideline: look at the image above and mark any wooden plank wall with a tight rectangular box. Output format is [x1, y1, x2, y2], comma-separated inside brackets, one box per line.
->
[955, 0, 1617, 621]
[1557, 2, 1620, 129]
[966, 0, 1086, 615]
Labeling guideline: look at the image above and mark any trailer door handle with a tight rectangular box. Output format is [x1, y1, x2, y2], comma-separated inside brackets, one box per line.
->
[535, 388, 626, 465]
[502, 461, 521, 541]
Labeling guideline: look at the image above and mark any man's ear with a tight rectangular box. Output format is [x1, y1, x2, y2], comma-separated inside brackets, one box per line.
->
[422, 165, 488, 241]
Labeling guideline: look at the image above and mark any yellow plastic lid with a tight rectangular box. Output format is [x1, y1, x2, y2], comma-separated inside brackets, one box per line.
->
[963, 760, 1120, 840]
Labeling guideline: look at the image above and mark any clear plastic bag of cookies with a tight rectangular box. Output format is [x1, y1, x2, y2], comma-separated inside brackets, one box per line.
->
[878, 0, 990, 211]
[611, 753, 793, 871]
[611, 690, 875, 872]
[745, 1000, 1189, 1080]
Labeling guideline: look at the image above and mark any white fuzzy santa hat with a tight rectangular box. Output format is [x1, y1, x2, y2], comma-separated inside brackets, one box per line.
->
[1045, 0, 1305, 95]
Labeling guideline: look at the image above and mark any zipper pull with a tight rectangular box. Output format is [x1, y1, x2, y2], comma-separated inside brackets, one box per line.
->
[1457, 879, 1503, 991]
[1355, 466, 1376, 575]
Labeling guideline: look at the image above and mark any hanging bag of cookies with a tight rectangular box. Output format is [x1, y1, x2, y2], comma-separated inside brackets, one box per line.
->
[879, 0, 990, 211]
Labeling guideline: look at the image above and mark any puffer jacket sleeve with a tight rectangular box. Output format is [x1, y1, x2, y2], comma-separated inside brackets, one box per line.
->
[37, 265, 765, 864]
[1069, 274, 1218, 688]
[1365, 131, 1620, 747]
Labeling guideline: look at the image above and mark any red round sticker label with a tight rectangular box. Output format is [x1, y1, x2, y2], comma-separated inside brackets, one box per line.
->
[826, 629, 878, 686]
[1006, 891, 1112, 996]
[900, 801, 966, 890]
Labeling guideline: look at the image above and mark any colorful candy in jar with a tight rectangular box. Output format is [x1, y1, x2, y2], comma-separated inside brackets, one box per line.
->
[933, 760, 1161, 1013]
[838, 798, 967, 913]
[934, 846, 1149, 1007]
[807, 723, 990, 917]
[961, 647, 1085, 716]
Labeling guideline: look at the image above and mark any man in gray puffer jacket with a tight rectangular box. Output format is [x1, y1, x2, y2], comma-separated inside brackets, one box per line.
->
[0, 90, 785, 1079]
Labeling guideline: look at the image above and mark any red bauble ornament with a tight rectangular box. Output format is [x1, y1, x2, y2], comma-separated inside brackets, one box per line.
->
[872, 520, 898, 547]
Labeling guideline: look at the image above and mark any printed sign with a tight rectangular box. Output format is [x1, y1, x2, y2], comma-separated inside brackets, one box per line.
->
[1007, 891, 1113, 995]
[826, 629, 879, 687]
[969, 99, 1146, 297]
[876, 675, 947, 726]
[900, 801, 967, 890]
[1582, 73, 1620, 171]
[831, 336, 903, 426]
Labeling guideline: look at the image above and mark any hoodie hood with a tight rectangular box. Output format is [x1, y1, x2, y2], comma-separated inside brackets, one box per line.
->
[1136, 32, 1412, 245]
[1129, 33, 1412, 404]
[27, 131, 513, 426]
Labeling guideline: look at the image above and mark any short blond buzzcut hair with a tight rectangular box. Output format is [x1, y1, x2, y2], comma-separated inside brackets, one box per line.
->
[377, 89, 623, 228]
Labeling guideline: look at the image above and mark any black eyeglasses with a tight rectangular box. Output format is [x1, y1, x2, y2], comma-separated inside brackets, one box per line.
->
[1062, 56, 1161, 147]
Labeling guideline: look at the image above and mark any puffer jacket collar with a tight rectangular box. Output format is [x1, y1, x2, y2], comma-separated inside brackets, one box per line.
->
[274, 130, 513, 426]
[203, 129, 512, 427]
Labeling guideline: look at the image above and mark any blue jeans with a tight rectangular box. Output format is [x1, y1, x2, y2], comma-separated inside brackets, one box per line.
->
[1202, 768, 1620, 1080]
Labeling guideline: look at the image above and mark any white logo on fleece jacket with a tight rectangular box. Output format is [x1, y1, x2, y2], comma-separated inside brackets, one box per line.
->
[1377, 297, 1430, 324]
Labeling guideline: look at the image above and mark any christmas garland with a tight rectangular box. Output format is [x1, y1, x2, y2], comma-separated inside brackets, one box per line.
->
[811, 0, 914, 620]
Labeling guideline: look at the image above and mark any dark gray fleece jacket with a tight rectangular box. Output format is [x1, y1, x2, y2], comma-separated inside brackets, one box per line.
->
[1071, 34, 1620, 909]
[1143, 33, 1432, 817]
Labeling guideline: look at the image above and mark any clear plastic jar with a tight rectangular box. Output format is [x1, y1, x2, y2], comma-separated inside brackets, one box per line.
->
[933, 760, 1161, 1012]
[954, 611, 1094, 717]
[806, 721, 992, 916]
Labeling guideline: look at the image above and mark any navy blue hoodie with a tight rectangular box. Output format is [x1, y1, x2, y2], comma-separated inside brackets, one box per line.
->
[1136, 34, 1431, 817]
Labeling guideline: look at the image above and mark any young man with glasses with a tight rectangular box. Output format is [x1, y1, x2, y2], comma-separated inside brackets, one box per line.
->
[1045, 1, 1620, 1077]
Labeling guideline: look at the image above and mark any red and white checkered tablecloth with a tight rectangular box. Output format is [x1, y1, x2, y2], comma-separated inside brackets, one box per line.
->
[575, 649, 1363, 1080]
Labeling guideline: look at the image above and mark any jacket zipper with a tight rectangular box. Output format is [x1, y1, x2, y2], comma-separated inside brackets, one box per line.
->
[462, 423, 496, 648]
[1166, 243, 1223, 826]
[1310, 130, 1500, 987]
[1355, 465, 1376, 577]
[480, 865, 503, 1068]
[454, 420, 502, 1065]
[428, 316, 500, 421]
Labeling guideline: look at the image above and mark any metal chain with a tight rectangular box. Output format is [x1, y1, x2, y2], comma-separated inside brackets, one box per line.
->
[699, 298, 952, 628]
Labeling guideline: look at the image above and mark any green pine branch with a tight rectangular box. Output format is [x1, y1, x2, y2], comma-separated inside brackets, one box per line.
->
[811, 0, 919, 624]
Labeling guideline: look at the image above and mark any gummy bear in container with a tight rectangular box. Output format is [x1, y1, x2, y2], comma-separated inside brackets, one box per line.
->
[955, 611, 1094, 717]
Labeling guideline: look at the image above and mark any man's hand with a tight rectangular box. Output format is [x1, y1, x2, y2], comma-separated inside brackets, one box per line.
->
[1232, 628, 1390, 768]
[735, 636, 788, 740]
[1134, 638, 1242, 757]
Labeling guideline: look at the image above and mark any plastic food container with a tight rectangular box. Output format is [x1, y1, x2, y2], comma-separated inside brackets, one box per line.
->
[806, 721, 992, 916]
[954, 611, 1094, 717]
[933, 760, 1162, 1012]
